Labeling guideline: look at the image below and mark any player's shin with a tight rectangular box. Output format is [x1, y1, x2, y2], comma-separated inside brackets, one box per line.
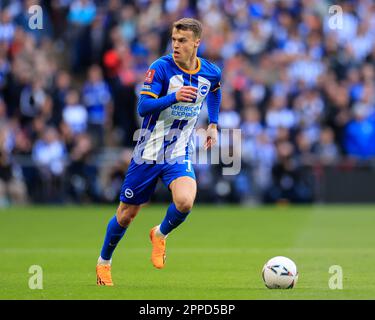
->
[99, 215, 127, 262]
[158, 203, 190, 237]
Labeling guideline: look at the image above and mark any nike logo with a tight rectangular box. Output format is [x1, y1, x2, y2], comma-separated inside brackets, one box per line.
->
[168, 220, 175, 226]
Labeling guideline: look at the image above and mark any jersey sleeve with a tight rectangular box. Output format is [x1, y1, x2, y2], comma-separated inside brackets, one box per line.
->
[207, 88, 221, 124]
[139, 60, 165, 98]
[210, 66, 222, 92]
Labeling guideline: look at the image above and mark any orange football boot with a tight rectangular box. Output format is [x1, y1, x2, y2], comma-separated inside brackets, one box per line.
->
[96, 264, 114, 286]
[150, 226, 166, 269]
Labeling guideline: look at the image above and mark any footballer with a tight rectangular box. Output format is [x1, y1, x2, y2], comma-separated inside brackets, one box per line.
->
[96, 18, 222, 286]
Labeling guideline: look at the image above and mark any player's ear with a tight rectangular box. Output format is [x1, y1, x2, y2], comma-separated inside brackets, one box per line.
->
[195, 38, 201, 48]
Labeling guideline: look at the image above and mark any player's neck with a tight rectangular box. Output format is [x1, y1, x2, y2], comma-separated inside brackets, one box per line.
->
[177, 55, 198, 71]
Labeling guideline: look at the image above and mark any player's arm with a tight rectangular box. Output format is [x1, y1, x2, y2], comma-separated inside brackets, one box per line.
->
[137, 93, 177, 117]
[138, 86, 198, 117]
[204, 87, 221, 150]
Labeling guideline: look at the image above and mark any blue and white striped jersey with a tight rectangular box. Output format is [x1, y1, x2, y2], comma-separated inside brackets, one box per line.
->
[134, 54, 221, 163]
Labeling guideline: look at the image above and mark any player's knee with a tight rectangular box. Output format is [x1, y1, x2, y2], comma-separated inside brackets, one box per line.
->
[174, 196, 194, 213]
[116, 204, 140, 227]
[116, 210, 136, 227]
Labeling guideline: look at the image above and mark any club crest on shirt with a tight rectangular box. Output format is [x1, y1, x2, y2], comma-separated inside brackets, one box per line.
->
[144, 69, 155, 83]
[199, 84, 209, 96]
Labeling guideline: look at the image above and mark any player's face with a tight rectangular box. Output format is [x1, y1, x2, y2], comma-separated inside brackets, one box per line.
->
[172, 28, 200, 64]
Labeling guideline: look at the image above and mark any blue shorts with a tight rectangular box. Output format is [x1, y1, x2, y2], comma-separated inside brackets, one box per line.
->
[119, 158, 196, 205]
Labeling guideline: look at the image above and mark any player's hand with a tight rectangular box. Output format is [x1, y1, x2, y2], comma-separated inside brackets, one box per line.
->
[204, 123, 218, 150]
[175, 86, 198, 102]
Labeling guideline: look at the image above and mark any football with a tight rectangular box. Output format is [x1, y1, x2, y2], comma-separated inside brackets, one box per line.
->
[262, 256, 299, 289]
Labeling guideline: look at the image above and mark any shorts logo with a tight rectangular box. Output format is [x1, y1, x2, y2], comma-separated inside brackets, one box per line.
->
[144, 69, 155, 83]
[199, 85, 209, 96]
[124, 188, 134, 198]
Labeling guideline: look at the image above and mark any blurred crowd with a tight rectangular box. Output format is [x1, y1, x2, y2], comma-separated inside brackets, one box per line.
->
[0, 0, 375, 206]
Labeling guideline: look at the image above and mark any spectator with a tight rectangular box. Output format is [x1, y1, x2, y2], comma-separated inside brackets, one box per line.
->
[217, 90, 241, 129]
[241, 107, 263, 140]
[67, 133, 99, 203]
[62, 89, 88, 136]
[0, 9, 15, 44]
[314, 127, 339, 164]
[293, 89, 324, 144]
[265, 94, 296, 139]
[32, 127, 67, 202]
[344, 102, 375, 160]
[68, 0, 97, 26]
[287, 55, 325, 87]
[0, 46, 11, 94]
[119, 4, 137, 44]
[0, 154, 27, 206]
[244, 132, 276, 199]
[0, 125, 28, 206]
[295, 131, 315, 166]
[19, 79, 47, 127]
[349, 21, 374, 62]
[51, 70, 72, 127]
[68, 0, 97, 72]
[264, 141, 313, 203]
[0, 97, 7, 127]
[82, 65, 112, 147]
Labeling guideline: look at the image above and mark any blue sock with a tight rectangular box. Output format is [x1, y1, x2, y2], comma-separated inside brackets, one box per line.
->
[100, 215, 127, 260]
[159, 203, 190, 236]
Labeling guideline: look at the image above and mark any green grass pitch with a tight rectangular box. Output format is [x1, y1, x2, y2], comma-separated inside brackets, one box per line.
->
[1, 204, 375, 299]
